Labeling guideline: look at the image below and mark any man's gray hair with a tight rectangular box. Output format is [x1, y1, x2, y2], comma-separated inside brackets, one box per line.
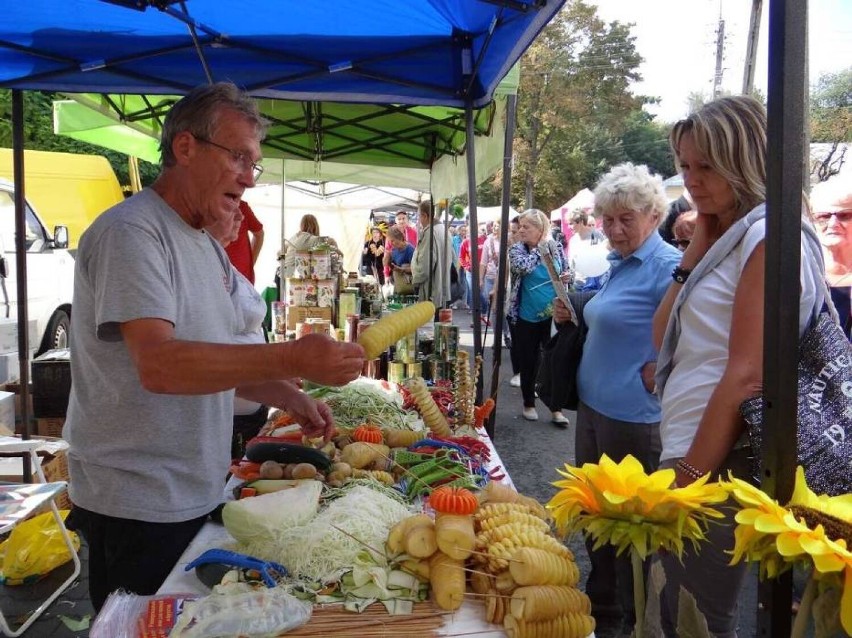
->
[159, 82, 267, 167]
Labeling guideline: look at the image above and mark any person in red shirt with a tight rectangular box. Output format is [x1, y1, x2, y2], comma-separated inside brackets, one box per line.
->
[458, 222, 487, 309]
[226, 200, 265, 284]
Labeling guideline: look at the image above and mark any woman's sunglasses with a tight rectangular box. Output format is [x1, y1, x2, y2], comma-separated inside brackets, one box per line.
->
[670, 239, 691, 249]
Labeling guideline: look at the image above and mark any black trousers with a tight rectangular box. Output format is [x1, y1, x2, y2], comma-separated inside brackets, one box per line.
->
[67, 506, 210, 612]
[511, 317, 553, 407]
[231, 404, 268, 460]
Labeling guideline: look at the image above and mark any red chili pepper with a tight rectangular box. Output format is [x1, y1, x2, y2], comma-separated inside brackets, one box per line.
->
[488, 466, 506, 481]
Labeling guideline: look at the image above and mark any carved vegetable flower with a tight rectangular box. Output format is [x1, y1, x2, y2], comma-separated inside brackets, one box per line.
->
[725, 467, 852, 635]
[546, 454, 728, 559]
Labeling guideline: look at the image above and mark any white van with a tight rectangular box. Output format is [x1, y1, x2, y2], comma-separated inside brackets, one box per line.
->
[0, 178, 74, 381]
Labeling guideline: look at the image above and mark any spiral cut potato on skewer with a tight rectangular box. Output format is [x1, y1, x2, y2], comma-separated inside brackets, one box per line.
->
[478, 510, 551, 534]
[453, 351, 482, 428]
[407, 376, 452, 436]
[509, 547, 580, 587]
[357, 301, 435, 359]
[504, 611, 596, 638]
[510, 585, 591, 621]
[474, 501, 539, 523]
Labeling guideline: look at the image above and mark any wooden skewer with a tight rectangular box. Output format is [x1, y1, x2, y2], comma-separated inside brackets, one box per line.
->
[329, 524, 387, 559]
[464, 547, 523, 562]
[459, 591, 512, 599]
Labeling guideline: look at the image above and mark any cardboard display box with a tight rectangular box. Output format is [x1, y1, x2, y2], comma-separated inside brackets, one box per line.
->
[36, 417, 65, 438]
[0, 436, 71, 510]
[286, 305, 333, 331]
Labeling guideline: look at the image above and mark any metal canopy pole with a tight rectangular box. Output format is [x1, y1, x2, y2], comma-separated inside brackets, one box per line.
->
[11, 90, 33, 482]
[758, 0, 807, 634]
[486, 94, 518, 440]
[464, 103, 484, 404]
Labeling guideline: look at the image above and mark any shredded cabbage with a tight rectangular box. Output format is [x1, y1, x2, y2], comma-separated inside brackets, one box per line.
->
[239, 484, 413, 583]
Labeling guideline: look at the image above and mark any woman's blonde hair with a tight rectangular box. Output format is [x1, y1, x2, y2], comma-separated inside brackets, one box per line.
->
[670, 95, 767, 217]
[518, 209, 550, 235]
[300, 214, 320, 236]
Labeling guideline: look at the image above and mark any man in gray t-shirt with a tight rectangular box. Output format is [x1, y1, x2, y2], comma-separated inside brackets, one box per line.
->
[65, 83, 365, 611]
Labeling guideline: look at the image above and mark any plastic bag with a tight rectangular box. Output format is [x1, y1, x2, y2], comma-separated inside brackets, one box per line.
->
[0, 510, 80, 585]
[171, 588, 312, 638]
[91, 588, 312, 638]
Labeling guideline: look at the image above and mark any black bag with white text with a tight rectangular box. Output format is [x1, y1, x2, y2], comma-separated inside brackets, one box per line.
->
[740, 308, 852, 497]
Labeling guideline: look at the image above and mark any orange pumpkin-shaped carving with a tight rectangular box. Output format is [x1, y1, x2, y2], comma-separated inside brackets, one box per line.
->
[352, 424, 384, 444]
[428, 486, 479, 515]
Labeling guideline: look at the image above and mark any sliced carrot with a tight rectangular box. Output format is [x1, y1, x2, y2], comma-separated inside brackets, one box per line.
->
[474, 398, 495, 429]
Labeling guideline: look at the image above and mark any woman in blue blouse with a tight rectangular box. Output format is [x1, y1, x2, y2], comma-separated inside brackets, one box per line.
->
[553, 163, 681, 633]
[508, 209, 570, 424]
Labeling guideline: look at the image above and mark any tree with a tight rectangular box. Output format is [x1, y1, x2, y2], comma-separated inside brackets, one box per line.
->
[513, 0, 648, 211]
[809, 67, 851, 182]
[0, 90, 159, 188]
[619, 111, 674, 178]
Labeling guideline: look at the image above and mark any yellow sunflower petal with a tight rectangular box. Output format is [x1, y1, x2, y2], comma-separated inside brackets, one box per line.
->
[842, 567, 852, 636]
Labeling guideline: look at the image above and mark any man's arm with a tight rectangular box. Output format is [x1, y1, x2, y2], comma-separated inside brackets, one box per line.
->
[121, 320, 364, 393]
[250, 229, 265, 266]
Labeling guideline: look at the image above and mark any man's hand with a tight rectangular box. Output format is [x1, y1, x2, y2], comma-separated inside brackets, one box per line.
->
[277, 382, 335, 442]
[288, 334, 365, 386]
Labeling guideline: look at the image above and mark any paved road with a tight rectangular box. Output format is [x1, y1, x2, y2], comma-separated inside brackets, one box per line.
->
[459, 311, 762, 638]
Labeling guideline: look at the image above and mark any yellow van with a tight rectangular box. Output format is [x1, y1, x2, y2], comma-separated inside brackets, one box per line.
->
[0, 149, 124, 249]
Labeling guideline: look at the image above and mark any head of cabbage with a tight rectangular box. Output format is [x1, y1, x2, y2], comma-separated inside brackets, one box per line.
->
[222, 480, 323, 545]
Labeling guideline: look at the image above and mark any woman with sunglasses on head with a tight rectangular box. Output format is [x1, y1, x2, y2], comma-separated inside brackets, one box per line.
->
[652, 95, 824, 638]
[811, 178, 852, 337]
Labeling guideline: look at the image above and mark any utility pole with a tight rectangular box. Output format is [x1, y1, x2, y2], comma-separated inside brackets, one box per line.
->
[742, 0, 763, 94]
[713, 14, 726, 99]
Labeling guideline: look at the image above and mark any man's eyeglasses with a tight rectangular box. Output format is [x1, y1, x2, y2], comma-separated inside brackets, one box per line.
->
[670, 239, 691, 249]
[193, 136, 264, 181]
[814, 210, 852, 225]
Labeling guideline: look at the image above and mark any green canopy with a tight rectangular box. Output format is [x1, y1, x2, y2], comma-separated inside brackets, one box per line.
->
[53, 66, 518, 196]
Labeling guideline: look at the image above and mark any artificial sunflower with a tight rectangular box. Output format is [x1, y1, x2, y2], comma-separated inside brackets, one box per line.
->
[547, 454, 728, 560]
[724, 466, 852, 636]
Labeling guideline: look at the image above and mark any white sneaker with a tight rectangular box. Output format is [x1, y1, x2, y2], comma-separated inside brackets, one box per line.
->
[510, 374, 521, 387]
[522, 407, 539, 421]
[551, 411, 570, 428]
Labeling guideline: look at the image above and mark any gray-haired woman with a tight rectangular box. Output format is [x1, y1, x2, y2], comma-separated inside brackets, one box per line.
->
[553, 162, 681, 632]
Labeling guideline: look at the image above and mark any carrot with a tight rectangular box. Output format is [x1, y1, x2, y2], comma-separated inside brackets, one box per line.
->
[352, 424, 384, 444]
[474, 398, 495, 429]
[429, 486, 479, 515]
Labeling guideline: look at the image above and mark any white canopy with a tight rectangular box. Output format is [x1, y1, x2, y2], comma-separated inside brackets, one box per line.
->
[550, 188, 595, 220]
[242, 183, 421, 289]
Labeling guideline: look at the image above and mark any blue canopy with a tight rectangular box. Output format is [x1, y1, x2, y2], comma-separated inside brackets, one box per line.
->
[1, 0, 562, 107]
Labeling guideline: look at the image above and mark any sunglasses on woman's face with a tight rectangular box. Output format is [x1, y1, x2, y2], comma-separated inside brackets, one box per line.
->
[671, 239, 691, 249]
[814, 210, 852, 225]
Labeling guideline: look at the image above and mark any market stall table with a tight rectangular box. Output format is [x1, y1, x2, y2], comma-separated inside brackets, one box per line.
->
[158, 430, 593, 638]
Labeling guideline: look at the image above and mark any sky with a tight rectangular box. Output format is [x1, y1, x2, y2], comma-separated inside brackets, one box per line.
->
[589, 0, 852, 123]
